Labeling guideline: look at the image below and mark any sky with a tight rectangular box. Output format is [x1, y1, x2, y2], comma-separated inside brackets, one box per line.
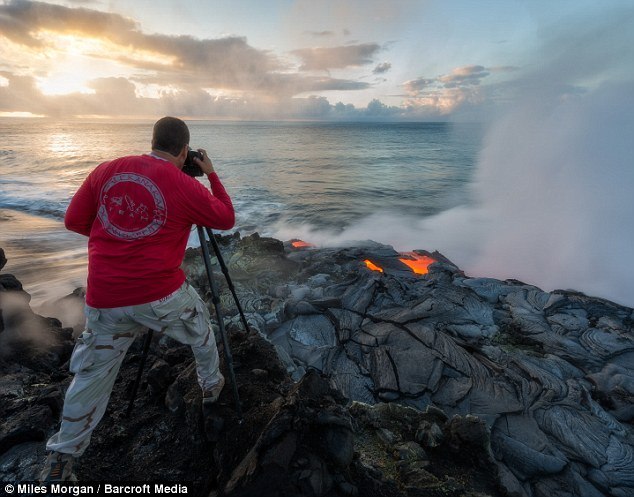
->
[0, 0, 632, 121]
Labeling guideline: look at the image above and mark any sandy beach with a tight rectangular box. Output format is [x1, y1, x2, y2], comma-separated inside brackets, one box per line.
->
[0, 209, 87, 307]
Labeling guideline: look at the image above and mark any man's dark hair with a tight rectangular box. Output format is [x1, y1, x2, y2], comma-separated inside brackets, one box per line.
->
[152, 117, 190, 156]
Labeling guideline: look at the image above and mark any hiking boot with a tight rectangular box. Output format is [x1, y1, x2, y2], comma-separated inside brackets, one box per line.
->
[202, 375, 225, 405]
[202, 376, 226, 442]
[40, 452, 77, 482]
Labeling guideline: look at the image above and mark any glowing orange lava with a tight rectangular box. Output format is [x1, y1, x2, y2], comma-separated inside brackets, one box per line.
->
[291, 240, 315, 248]
[398, 252, 435, 275]
[364, 259, 384, 273]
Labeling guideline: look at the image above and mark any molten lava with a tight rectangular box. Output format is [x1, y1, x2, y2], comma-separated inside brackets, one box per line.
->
[398, 252, 435, 275]
[291, 240, 315, 248]
[364, 259, 384, 273]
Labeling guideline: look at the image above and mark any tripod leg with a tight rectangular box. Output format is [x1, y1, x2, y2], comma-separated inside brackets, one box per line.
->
[126, 329, 153, 418]
[197, 226, 243, 420]
[205, 227, 251, 335]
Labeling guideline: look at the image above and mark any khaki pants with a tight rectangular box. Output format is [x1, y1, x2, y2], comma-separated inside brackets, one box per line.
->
[46, 281, 222, 456]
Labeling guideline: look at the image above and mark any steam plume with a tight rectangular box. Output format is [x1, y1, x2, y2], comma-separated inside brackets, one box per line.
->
[274, 9, 634, 307]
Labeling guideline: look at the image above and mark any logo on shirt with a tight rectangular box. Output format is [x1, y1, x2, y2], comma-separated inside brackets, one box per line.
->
[98, 173, 167, 240]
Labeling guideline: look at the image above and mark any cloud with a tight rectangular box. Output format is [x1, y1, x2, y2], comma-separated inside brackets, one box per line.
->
[373, 62, 392, 74]
[402, 77, 436, 93]
[307, 30, 335, 38]
[401, 64, 511, 115]
[302, 77, 369, 92]
[490, 66, 519, 73]
[438, 65, 489, 88]
[0, 73, 155, 117]
[0, 0, 139, 48]
[0, 72, 46, 113]
[0, 69, 396, 120]
[0, 0, 370, 102]
[0, 0, 517, 121]
[292, 43, 381, 71]
[409, 65, 491, 92]
[0, 1, 280, 88]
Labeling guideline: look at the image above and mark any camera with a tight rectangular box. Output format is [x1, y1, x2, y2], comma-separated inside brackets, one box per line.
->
[182, 149, 204, 177]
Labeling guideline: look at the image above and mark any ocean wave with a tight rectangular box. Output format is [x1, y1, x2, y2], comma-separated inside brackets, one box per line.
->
[0, 178, 35, 187]
[0, 189, 288, 227]
[0, 198, 67, 220]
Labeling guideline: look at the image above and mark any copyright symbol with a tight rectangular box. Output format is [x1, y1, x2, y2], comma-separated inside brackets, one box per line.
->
[4, 484, 15, 494]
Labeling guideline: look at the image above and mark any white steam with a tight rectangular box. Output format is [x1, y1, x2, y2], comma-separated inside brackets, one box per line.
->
[274, 9, 634, 307]
[461, 81, 634, 306]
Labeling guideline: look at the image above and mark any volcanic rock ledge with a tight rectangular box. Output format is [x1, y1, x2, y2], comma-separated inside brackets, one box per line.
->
[1, 233, 633, 497]
[186, 233, 634, 497]
[1, 245, 501, 497]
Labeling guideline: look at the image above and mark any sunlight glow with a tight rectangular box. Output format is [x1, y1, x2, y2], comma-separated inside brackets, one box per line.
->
[47, 133, 83, 155]
[41, 32, 106, 56]
[135, 83, 180, 99]
[36, 31, 177, 68]
[37, 75, 96, 96]
[204, 88, 246, 99]
[32, 31, 178, 96]
[0, 112, 45, 118]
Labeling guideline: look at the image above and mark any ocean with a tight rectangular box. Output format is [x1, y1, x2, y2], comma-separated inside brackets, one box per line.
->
[0, 119, 483, 305]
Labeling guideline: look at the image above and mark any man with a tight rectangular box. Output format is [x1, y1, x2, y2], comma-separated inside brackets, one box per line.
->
[40, 116, 235, 482]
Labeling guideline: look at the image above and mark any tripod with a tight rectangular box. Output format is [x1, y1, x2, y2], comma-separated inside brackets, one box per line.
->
[127, 226, 247, 421]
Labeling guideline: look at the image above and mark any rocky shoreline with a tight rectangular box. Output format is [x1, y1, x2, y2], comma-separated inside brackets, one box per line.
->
[1, 235, 633, 497]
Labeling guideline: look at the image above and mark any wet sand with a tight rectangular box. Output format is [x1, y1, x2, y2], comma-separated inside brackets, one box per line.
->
[0, 209, 87, 307]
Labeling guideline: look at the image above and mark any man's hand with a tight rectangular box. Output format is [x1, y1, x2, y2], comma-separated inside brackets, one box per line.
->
[194, 149, 215, 175]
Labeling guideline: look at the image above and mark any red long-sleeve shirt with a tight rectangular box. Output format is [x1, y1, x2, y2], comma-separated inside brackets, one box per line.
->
[65, 154, 234, 308]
